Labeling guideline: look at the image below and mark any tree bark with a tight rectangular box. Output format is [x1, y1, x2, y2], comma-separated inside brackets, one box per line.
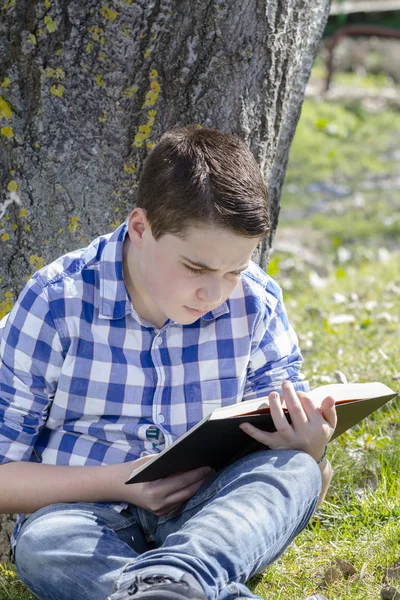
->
[0, 0, 330, 561]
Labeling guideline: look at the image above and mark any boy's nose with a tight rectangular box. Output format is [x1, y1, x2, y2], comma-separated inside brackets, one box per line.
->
[197, 280, 223, 304]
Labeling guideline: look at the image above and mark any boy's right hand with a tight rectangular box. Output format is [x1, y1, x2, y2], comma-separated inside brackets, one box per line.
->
[115, 457, 215, 516]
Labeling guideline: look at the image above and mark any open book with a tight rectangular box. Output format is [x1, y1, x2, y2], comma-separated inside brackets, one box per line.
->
[126, 382, 398, 484]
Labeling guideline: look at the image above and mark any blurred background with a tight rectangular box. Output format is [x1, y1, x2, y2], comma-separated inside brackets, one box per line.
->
[272, 0, 400, 389]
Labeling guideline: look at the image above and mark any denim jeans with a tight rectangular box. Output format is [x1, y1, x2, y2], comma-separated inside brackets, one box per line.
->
[14, 449, 321, 600]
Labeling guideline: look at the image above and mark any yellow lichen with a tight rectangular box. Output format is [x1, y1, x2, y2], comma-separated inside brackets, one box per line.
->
[121, 25, 131, 36]
[25, 224, 32, 231]
[1, 127, 13, 138]
[147, 141, 154, 149]
[1, 233, 10, 241]
[68, 216, 80, 233]
[1, 77, 11, 88]
[29, 33, 37, 45]
[19, 208, 27, 217]
[95, 75, 104, 87]
[58, 227, 64, 233]
[122, 86, 137, 98]
[43, 67, 65, 79]
[147, 109, 157, 127]
[29, 255, 45, 271]
[98, 51, 106, 61]
[0, 291, 14, 319]
[12, 223, 17, 231]
[143, 48, 151, 59]
[3, 0, 16, 9]
[86, 42, 93, 53]
[110, 219, 121, 229]
[0, 97, 12, 119]
[123, 163, 136, 175]
[50, 84, 64, 97]
[142, 80, 161, 108]
[98, 110, 107, 123]
[7, 180, 18, 192]
[5, 214, 10, 220]
[133, 72, 160, 148]
[44, 16, 57, 33]
[100, 6, 119, 21]
[55, 48, 62, 55]
[44, 0, 51, 7]
[89, 26, 105, 45]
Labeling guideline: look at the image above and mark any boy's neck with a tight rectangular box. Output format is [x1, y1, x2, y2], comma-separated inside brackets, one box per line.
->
[122, 237, 168, 329]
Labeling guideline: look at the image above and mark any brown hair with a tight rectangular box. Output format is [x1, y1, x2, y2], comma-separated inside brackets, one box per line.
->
[136, 126, 269, 240]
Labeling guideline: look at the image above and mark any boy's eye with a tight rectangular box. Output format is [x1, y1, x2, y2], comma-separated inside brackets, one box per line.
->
[184, 264, 242, 277]
[185, 265, 206, 275]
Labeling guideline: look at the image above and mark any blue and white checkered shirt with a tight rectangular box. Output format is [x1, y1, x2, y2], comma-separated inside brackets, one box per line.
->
[0, 221, 308, 551]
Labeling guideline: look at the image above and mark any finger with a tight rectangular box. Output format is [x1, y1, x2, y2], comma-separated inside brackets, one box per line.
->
[154, 466, 214, 496]
[320, 395, 337, 430]
[298, 394, 326, 425]
[165, 473, 213, 506]
[155, 502, 183, 516]
[268, 391, 293, 434]
[239, 421, 276, 447]
[281, 381, 308, 428]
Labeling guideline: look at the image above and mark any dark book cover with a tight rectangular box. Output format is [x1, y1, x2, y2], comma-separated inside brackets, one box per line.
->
[126, 387, 398, 484]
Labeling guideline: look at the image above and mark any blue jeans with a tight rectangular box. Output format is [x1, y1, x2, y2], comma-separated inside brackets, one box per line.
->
[14, 449, 321, 600]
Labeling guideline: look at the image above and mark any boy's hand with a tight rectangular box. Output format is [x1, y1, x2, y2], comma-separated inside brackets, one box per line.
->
[239, 380, 337, 462]
[117, 457, 214, 516]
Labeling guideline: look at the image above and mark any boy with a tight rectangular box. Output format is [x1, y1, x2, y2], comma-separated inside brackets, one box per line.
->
[0, 127, 335, 600]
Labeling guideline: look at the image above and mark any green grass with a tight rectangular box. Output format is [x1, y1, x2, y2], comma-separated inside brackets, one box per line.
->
[1, 72, 400, 599]
[251, 71, 400, 599]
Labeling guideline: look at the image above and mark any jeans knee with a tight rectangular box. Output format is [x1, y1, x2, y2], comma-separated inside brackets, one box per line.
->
[285, 450, 322, 499]
[15, 505, 63, 576]
[240, 448, 322, 501]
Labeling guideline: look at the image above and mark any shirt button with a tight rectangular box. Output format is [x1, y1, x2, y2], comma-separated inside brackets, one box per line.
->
[155, 337, 163, 346]
[158, 414, 165, 423]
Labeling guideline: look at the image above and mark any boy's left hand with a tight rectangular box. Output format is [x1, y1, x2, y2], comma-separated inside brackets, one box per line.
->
[239, 380, 337, 463]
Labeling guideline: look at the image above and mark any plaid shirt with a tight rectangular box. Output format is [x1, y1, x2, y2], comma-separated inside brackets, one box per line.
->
[0, 221, 308, 551]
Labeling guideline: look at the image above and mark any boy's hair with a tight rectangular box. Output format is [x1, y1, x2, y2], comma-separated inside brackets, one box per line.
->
[136, 126, 269, 240]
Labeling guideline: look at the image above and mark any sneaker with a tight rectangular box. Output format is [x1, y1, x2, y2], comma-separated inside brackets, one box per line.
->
[108, 572, 206, 600]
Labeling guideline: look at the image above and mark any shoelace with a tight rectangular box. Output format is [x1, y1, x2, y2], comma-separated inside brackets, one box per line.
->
[127, 574, 189, 596]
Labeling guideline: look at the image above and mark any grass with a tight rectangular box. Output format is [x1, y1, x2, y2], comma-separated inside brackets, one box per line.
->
[1, 71, 400, 599]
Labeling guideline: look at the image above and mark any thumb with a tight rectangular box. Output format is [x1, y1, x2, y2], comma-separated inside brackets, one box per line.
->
[321, 395, 337, 430]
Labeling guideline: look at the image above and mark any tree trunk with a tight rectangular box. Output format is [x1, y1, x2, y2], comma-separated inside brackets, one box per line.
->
[0, 0, 330, 561]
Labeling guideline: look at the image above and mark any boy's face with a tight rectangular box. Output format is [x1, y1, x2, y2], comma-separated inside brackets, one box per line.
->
[125, 209, 260, 326]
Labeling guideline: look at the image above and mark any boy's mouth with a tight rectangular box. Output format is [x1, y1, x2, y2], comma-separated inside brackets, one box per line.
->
[185, 306, 209, 315]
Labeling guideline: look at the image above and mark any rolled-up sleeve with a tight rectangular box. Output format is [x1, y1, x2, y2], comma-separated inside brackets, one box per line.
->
[243, 279, 309, 401]
[0, 278, 64, 464]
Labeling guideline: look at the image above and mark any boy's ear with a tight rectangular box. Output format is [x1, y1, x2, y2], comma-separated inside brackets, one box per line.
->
[127, 208, 150, 249]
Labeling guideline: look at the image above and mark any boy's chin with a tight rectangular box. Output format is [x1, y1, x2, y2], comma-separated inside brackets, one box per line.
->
[170, 309, 203, 325]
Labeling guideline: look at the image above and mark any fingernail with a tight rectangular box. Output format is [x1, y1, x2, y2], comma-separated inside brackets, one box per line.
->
[270, 392, 279, 400]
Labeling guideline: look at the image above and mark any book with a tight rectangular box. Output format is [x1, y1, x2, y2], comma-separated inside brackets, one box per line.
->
[126, 382, 398, 484]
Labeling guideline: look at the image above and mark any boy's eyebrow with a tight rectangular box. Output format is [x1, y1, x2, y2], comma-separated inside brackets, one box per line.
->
[181, 256, 249, 272]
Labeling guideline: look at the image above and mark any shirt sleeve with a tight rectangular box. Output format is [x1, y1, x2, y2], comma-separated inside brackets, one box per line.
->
[242, 279, 309, 401]
[0, 277, 65, 464]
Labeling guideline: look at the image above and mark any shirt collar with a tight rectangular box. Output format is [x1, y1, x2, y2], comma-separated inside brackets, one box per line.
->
[98, 220, 230, 322]
[98, 221, 132, 319]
